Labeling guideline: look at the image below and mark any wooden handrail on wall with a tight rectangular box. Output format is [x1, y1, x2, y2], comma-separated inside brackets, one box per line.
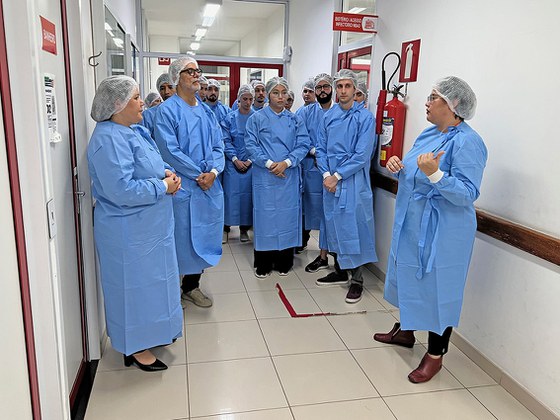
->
[372, 172, 560, 267]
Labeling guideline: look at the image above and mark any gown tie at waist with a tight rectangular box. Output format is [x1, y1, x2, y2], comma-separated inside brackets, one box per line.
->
[413, 189, 442, 279]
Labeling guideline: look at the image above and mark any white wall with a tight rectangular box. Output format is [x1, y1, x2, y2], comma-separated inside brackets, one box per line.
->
[238, 12, 284, 58]
[287, 0, 336, 110]
[373, 0, 560, 415]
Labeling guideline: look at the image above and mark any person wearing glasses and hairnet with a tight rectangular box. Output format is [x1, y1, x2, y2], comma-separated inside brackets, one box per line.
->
[374, 76, 487, 384]
[315, 69, 378, 304]
[153, 57, 225, 309]
[245, 77, 310, 277]
[87, 76, 183, 372]
[221, 84, 255, 244]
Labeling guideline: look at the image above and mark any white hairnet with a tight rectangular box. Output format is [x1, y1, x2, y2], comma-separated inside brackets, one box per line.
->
[251, 79, 265, 89]
[168, 56, 198, 86]
[302, 79, 315, 91]
[433, 76, 477, 120]
[287, 90, 295, 100]
[356, 82, 368, 96]
[144, 92, 162, 108]
[91, 76, 138, 122]
[199, 75, 208, 85]
[156, 73, 173, 91]
[314, 73, 333, 88]
[207, 78, 221, 89]
[265, 77, 289, 95]
[237, 83, 255, 99]
[333, 69, 358, 87]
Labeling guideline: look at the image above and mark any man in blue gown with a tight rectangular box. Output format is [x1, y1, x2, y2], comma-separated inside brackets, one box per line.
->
[296, 73, 335, 273]
[315, 69, 378, 304]
[206, 78, 231, 123]
[153, 57, 225, 308]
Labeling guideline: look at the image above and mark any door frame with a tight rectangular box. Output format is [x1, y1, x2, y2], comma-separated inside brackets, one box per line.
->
[0, 0, 42, 417]
[197, 60, 284, 107]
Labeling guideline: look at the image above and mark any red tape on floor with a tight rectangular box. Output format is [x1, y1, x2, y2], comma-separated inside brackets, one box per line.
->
[275, 283, 367, 318]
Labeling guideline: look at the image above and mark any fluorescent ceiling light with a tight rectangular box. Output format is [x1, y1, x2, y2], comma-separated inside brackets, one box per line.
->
[202, 16, 215, 27]
[348, 7, 366, 13]
[195, 27, 207, 41]
[203, 4, 221, 18]
[190, 42, 200, 51]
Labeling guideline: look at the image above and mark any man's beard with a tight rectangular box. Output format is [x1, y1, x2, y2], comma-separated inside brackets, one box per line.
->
[317, 92, 332, 104]
[207, 94, 218, 102]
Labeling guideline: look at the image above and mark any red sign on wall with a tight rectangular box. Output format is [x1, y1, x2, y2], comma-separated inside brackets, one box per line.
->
[399, 39, 421, 83]
[333, 12, 378, 33]
[158, 57, 171, 66]
[40, 16, 57, 55]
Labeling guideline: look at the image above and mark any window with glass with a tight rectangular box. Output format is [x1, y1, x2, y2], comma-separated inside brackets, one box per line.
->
[104, 7, 126, 77]
[140, 0, 285, 58]
[340, 0, 376, 46]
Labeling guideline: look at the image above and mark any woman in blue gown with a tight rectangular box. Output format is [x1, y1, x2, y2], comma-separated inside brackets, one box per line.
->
[245, 77, 310, 277]
[221, 84, 255, 242]
[374, 76, 487, 383]
[88, 76, 183, 371]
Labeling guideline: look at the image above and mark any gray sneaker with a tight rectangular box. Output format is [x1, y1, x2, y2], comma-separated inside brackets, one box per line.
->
[182, 288, 213, 308]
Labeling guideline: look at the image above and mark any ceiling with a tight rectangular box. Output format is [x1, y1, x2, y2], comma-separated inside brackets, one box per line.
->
[142, 0, 285, 56]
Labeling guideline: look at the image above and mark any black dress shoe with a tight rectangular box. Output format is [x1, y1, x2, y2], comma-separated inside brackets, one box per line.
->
[123, 354, 168, 372]
[373, 322, 415, 348]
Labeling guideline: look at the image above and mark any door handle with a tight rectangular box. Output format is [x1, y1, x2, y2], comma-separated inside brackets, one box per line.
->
[75, 191, 86, 197]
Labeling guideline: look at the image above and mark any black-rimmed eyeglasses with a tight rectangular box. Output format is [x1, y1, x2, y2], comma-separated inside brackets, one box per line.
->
[181, 68, 203, 77]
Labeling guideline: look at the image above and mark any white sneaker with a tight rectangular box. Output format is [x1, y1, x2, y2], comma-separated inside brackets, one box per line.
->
[222, 231, 228, 244]
[181, 288, 213, 308]
[278, 271, 289, 276]
[254, 269, 271, 279]
[240, 231, 249, 242]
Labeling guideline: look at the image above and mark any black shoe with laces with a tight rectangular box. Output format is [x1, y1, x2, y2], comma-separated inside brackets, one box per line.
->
[305, 255, 329, 273]
[315, 271, 348, 287]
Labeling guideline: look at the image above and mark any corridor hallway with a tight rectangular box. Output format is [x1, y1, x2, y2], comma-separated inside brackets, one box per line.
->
[85, 230, 536, 420]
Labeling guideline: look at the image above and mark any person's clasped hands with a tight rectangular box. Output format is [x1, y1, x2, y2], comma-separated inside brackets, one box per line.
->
[164, 169, 181, 194]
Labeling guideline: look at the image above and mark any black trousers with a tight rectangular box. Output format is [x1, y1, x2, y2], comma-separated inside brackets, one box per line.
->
[427, 327, 453, 356]
[254, 248, 294, 274]
[181, 273, 202, 294]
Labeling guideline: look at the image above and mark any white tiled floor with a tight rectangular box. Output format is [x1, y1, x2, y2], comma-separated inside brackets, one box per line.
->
[85, 230, 538, 420]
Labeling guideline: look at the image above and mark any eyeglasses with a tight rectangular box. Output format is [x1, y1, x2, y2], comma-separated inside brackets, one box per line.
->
[181, 68, 203, 77]
[315, 84, 332, 91]
[427, 94, 442, 103]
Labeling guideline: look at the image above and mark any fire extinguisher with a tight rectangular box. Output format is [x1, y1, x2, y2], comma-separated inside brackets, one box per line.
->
[376, 52, 407, 167]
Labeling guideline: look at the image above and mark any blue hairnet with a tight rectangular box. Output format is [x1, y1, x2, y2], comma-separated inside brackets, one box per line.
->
[91, 76, 138, 122]
[433, 76, 477, 120]
[265, 77, 289, 95]
[168, 56, 198, 86]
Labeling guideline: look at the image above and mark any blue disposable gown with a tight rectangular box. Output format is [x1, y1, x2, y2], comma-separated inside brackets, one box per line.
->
[298, 103, 330, 249]
[221, 109, 254, 226]
[140, 105, 158, 135]
[383, 122, 487, 335]
[317, 102, 378, 269]
[208, 101, 231, 123]
[153, 94, 225, 274]
[245, 107, 311, 250]
[87, 122, 183, 355]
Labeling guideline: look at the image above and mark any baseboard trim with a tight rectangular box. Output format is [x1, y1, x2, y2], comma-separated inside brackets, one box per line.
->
[451, 333, 559, 420]
[367, 265, 558, 419]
